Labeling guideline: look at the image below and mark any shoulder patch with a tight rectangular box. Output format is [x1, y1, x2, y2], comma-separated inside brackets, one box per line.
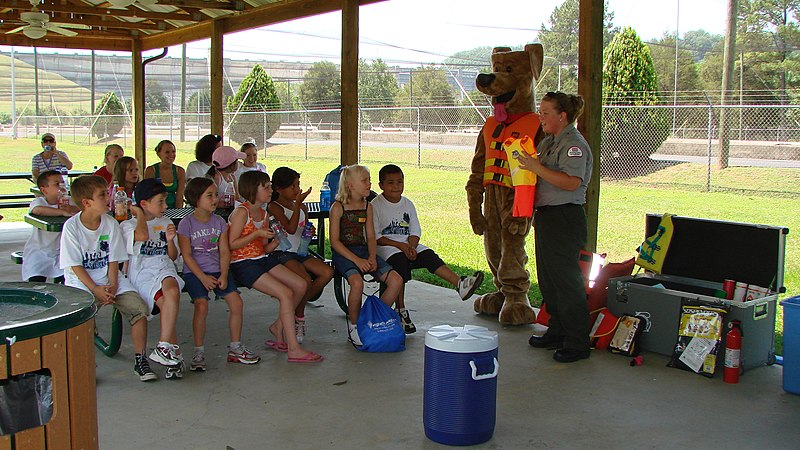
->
[567, 146, 583, 157]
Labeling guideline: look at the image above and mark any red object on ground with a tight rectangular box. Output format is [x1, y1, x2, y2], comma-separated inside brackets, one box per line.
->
[724, 320, 743, 384]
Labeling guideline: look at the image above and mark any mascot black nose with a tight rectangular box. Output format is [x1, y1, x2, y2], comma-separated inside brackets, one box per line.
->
[476, 73, 495, 87]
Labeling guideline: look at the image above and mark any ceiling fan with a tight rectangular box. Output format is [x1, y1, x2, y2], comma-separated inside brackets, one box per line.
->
[5, 11, 89, 39]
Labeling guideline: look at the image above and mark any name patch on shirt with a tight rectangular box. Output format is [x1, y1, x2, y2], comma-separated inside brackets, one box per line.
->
[567, 146, 583, 157]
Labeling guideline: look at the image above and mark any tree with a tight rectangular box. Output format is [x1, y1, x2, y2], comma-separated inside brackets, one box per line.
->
[648, 33, 702, 96]
[602, 27, 669, 173]
[396, 66, 455, 107]
[537, 0, 617, 94]
[145, 79, 169, 112]
[358, 59, 399, 107]
[226, 64, 281, 147]
[92, 91, 126, 140]
[299, 61, 341, 109]
[444, 46, 494, 70]
[683, 30, 723, 62]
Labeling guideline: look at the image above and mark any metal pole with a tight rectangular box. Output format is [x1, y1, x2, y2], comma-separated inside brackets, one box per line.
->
[91, 51, 96, 115]
[304, 110, 308, 160]
[34, 47, 40, 136]
[706, 103, 713, 192]
[180, 44, 187, 143]
[11, 47, 16, 139]
[417, 106, 421, 168]
[673, 0, 679, 135]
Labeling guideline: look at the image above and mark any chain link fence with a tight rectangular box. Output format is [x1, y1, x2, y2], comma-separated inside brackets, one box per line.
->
[6, 103, 799, 196]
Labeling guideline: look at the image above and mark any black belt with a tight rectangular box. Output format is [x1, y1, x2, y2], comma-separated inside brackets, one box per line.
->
[535, 203, 582, 211]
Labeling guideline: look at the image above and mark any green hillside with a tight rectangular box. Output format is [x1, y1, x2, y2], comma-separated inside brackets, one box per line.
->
[0, 54, 92, 115]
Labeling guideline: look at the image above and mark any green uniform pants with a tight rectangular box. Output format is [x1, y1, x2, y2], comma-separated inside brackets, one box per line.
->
[533, 204, 590, 351]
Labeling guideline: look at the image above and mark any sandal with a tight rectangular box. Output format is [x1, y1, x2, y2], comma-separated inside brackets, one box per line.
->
[265, 339, 288, 353]
[287, 352, 324, 363]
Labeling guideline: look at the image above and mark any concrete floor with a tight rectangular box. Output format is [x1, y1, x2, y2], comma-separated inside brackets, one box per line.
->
[2, 222, 799, 449]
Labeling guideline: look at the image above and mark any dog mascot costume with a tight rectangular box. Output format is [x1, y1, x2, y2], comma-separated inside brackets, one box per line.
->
[466, 44, 544, 325]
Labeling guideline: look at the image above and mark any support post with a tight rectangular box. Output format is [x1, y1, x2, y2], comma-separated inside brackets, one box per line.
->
[131, 40, 146, 169]
[210, 19, 225, 137]
[341, 0, 359, 165]
[578, 0, 603, 252]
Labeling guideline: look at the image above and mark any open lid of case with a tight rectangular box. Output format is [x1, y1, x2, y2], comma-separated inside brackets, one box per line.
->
[645, 214, 788, 293]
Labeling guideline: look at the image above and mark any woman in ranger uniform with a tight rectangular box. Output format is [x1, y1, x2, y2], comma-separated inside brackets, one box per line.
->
[516, 91, 593, 363]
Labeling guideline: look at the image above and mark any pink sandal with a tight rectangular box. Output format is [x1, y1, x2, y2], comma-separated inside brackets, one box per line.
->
[265, 339, 288, 353]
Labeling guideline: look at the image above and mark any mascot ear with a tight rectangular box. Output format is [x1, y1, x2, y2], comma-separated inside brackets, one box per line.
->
[525, 43, 544, 81]
[492, 46, 512, 54]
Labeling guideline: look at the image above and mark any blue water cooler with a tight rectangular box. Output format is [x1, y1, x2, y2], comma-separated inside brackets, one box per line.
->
[423, 324, 499, 446]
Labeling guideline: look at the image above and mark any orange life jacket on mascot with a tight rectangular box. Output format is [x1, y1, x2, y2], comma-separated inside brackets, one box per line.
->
[482, 114, 540, 217]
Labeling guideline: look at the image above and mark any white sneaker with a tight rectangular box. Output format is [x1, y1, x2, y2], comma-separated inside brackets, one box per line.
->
[295, 318, 306, 344]
[347, 322, 362, 347]
[457, 271, 484, 301]
[149, 342, 181, 366]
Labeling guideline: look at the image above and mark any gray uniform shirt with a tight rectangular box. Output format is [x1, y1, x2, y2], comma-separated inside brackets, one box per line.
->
[535, 123, 592, 206]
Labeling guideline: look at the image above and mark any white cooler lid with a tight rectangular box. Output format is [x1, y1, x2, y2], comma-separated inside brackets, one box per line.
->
[425, 324, 498, 353]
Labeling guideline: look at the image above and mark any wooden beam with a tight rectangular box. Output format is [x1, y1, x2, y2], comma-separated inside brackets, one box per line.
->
[222, 0, 385, 36]
[0, 1, 200, 22]
[140, 20, 211, 51]
[210, 18, 223, 136]
[1, 11, 166, 30]
[0, 33, 133, 51]
[578, 0, 603, 252]
[132, 39, 146, 167]
[341, 0, 358, 165]
[153, 0, 243, 10]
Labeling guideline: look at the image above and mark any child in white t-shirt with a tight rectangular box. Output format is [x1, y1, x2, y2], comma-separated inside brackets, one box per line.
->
[60, 175, 160, 382]
[23, 170, 79, 283]
[121, 178, 186, 380]
[371, 164, 484, 334]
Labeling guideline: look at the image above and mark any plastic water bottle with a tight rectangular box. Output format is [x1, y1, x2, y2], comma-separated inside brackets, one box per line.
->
[114, 186, 129, 221]
[296, 221, 314, 257]
[57, 182, 70, 210]
[222, 183, 235, 208]
[60, 169, 70, 192]
[269, 217, 292, 251]
[319, 181, 331, 211]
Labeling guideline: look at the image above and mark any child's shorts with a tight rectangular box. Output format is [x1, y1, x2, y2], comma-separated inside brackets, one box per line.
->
[110, 291, 149, 325]
[386, 249, 446, 283]
[272, 250, 315, 265]
[230, 254, 281, 289]
[183, 271, 239, 302]
[332, 245, 393, 280]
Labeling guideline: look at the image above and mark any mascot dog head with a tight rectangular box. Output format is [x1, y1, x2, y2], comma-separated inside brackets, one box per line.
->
[475, 43, 543, 122]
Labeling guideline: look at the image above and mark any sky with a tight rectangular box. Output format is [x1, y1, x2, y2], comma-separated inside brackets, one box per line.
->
[2, 0, 730, 64]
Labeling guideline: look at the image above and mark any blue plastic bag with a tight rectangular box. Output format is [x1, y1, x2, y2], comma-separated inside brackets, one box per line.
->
[356, 295, 406, 352]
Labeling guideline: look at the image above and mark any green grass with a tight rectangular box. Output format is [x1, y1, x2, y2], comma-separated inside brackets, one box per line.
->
[0, 55, 93, 113]
[2, 136, 797, 353]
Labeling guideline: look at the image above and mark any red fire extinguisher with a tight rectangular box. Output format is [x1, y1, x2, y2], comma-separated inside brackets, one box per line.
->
[724, 320, 743, 384]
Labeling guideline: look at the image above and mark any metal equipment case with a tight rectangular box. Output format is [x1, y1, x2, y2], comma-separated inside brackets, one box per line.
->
[607, 214, 788, 371]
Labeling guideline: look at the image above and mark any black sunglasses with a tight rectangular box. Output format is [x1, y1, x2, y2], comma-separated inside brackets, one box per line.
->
[42, 138, 55, 143]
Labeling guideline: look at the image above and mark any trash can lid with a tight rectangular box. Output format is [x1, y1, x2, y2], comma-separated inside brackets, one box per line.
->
[425, 324, 498, 353]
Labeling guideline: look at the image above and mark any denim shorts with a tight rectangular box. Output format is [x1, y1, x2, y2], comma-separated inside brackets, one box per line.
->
[272, 250, 315, 265]
[183, 271, 239, 302]
[332, 245, 393, 279]
[230, 254, 281, 288]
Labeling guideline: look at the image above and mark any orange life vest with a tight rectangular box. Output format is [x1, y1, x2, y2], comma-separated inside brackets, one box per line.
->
[482, 113, 541, 188]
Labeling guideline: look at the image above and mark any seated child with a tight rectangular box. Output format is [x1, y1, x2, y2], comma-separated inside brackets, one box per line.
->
[267, 167, 335, 343]
[60, 175, 167, 382]
[228, 170, 322, 363]
[121, 178, 186, 380]
[371, 164, 484, 334]
[329, 164, 403, 347]
[23, 170, 79, 283]
[94, 144, 124, 185]
[109, 155, 139, 212]
[178, 177, 260, 370]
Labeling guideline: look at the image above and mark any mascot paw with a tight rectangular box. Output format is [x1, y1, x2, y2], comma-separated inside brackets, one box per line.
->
[507, 217, 531, 236]
[470, 215, 487, 236]
[473, 292, 505, 315]
[498, 298, 536, 325]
